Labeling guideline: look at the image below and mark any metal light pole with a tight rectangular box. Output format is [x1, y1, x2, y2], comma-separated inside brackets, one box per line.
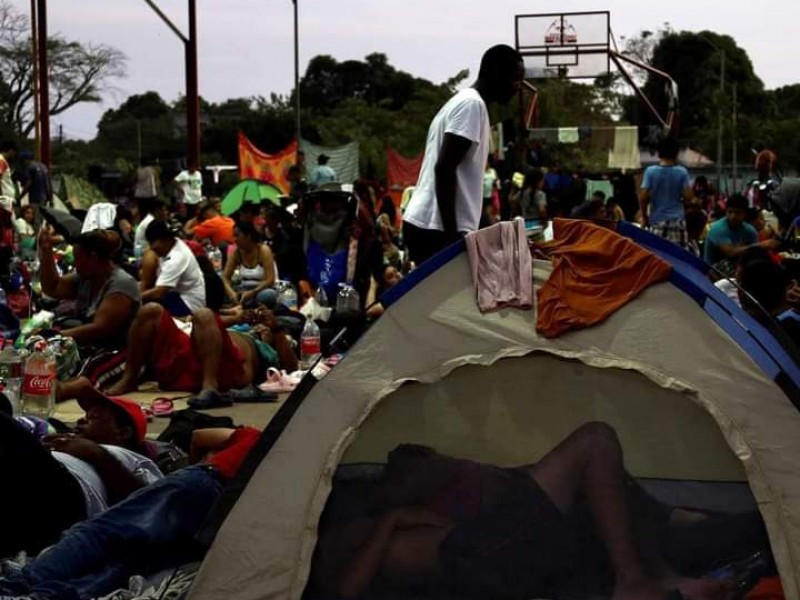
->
[716, 48, 725, 196]
[293, 0, 301, 144]
[35, 0, 50, 166]
[141, 0, 200, 170]
[732, 82, 738, 192]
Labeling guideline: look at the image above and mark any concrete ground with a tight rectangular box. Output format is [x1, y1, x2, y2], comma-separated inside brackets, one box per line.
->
[53, 382, 287, 437]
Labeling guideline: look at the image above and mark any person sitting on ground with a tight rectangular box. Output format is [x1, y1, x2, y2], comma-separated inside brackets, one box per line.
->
[713, 246, 772, 308]
[737, 258, 800, 348]
[38, 228, 140, 350]
[141, 219, 206, 317]
[571, 197, 608, 220]
[0, 426, 261, 600]
[704, 194, 779, 278]
[133, 196, 169, 254]
[14, 204, 36, 257]
[606, 196, 626, 222]
[311, 423, 750, 600]
[747, 207, 777, 242]
[0, 389, 161, 558]
[189, 201, 235, 248]
[88, 303, 297, 408]
[519, 168, 547, 222]
[222, 220, 277, 308]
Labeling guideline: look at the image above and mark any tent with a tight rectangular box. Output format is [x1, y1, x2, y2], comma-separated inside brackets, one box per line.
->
[188, 222, 800, 600]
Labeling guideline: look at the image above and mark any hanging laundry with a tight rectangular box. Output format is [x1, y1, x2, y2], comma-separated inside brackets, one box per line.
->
[557, 127, 580, 144]
[608, 126, 641, 170]
[585, 179, 615, 201]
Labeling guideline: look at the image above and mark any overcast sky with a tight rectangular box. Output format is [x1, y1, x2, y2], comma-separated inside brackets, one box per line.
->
[8, 0, 800, 140]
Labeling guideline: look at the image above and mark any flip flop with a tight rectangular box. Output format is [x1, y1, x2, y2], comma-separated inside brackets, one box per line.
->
[226, 385, 278, 403]
[151, 397, 174, 418]
[187, 389, 233, 410]
[258, 368, 301, 394]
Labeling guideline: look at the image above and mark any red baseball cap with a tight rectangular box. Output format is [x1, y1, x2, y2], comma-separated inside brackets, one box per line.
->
[77, 388, 147, 446]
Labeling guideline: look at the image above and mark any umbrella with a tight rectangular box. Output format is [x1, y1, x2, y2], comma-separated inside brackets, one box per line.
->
[40, 206, 83, 241]
[220, 179, 282, 216]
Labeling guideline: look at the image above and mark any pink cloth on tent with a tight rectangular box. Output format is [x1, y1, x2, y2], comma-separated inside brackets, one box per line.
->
[465, 220, 533, 313]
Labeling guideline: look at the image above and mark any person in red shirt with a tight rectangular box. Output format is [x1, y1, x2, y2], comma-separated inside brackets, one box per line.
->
[0, 426, 261, 600]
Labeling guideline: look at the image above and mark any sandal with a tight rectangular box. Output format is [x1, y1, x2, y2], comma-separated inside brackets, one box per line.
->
[151, 397, 174, 418]
[259, 367, 301, 394]
[187, 389, 233, 410]
[227, 385, 278, 403]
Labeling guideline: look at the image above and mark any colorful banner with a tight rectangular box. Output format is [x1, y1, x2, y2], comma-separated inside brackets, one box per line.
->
[238, 132, 297, 193]
[386, 147, 423, 189]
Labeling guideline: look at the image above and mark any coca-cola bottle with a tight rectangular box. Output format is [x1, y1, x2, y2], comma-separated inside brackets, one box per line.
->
[21, 341, 56, 418]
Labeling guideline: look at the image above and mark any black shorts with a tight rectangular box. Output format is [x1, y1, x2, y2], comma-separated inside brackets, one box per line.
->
[438, 472, 604, 599]
[402, 221, 462, 266]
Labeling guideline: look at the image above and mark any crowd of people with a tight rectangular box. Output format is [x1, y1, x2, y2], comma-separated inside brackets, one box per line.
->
[0, 42, 789, 600]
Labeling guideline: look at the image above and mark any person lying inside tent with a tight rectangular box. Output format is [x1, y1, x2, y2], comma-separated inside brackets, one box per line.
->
[310, 423, 768, 600]
[57, 303, 297, 409]
[0, 388, 161, 559]
[0, 426, 261, 600]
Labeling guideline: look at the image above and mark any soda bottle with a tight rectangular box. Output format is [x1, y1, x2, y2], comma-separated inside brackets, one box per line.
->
[0, 342, 24, 415]
[300, 318, 321, 370]
[21, 341, 56, 418]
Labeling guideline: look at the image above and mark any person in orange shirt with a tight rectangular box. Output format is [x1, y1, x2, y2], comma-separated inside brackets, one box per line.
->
[192, 202, 235, 247]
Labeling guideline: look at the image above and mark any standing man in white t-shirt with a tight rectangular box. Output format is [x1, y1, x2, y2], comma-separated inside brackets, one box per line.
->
[0, 139, 18, 206]
[141, 219, 206, 316]
[174, 167, 203, 216]
[402, 45, 524, 265]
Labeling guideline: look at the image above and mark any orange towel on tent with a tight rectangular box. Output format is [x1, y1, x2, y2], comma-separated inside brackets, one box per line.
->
[536, 219, 671, 338]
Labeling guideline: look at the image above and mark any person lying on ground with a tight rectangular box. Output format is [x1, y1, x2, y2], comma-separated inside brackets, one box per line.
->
[37, 228, 140, 350]
[140, 219, 206, 317]
[311, 422, 746, 600]
[57, 303, 297, 408]
[0, 426, 261, 600]
[0, 388, 161, 558]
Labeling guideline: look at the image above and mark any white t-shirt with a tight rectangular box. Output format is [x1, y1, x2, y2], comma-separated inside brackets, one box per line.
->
[135, 213, 154, 252]
[403, 88, 490, 233]
[157, 238, 206, 311]
[175, 170, 203, 205]
[0, 154, 15, 200]
[53, 445, 163, 516]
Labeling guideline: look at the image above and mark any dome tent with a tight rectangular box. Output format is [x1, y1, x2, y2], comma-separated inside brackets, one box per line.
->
[188, 221, 800, 600]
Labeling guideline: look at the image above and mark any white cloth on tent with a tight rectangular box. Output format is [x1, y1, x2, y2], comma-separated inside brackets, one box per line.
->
[465, 219, 533, 313]
[299, 140, 359, 187]
[81, 202, 117, 233]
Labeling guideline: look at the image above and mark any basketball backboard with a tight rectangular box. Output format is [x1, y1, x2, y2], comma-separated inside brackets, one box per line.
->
[515, 11, 611, 80]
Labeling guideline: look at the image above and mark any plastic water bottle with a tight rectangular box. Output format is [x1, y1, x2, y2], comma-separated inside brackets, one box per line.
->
[300, 318, 321, 369]
[336, 283, 360, 313]
[133, 242, 144, 261]
[315, 286, 328, 307]
[21, 341, 56, 418]
[207, 245, 223, 274]
[280, 281, 298, 311]
[0, 342, 23, 415]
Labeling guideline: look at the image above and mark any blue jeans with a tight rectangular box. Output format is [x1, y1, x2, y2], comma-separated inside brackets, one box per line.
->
[0, 466, 224, 600]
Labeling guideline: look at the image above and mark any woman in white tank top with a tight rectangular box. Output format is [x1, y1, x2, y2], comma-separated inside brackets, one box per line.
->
[222, 221, 278, 308]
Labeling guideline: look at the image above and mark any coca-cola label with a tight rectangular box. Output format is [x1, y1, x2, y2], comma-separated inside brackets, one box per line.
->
[22, 374, 54, 395]
[301, 337, 321, 355]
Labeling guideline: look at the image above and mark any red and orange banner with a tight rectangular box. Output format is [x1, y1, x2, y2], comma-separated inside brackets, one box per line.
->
[238, 132, 297, 194]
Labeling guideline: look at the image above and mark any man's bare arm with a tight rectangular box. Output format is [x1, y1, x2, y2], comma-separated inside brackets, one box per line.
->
[434, 133, 472, 238]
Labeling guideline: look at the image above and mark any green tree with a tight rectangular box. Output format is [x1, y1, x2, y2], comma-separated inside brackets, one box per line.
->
[0, 0, 126, 137]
